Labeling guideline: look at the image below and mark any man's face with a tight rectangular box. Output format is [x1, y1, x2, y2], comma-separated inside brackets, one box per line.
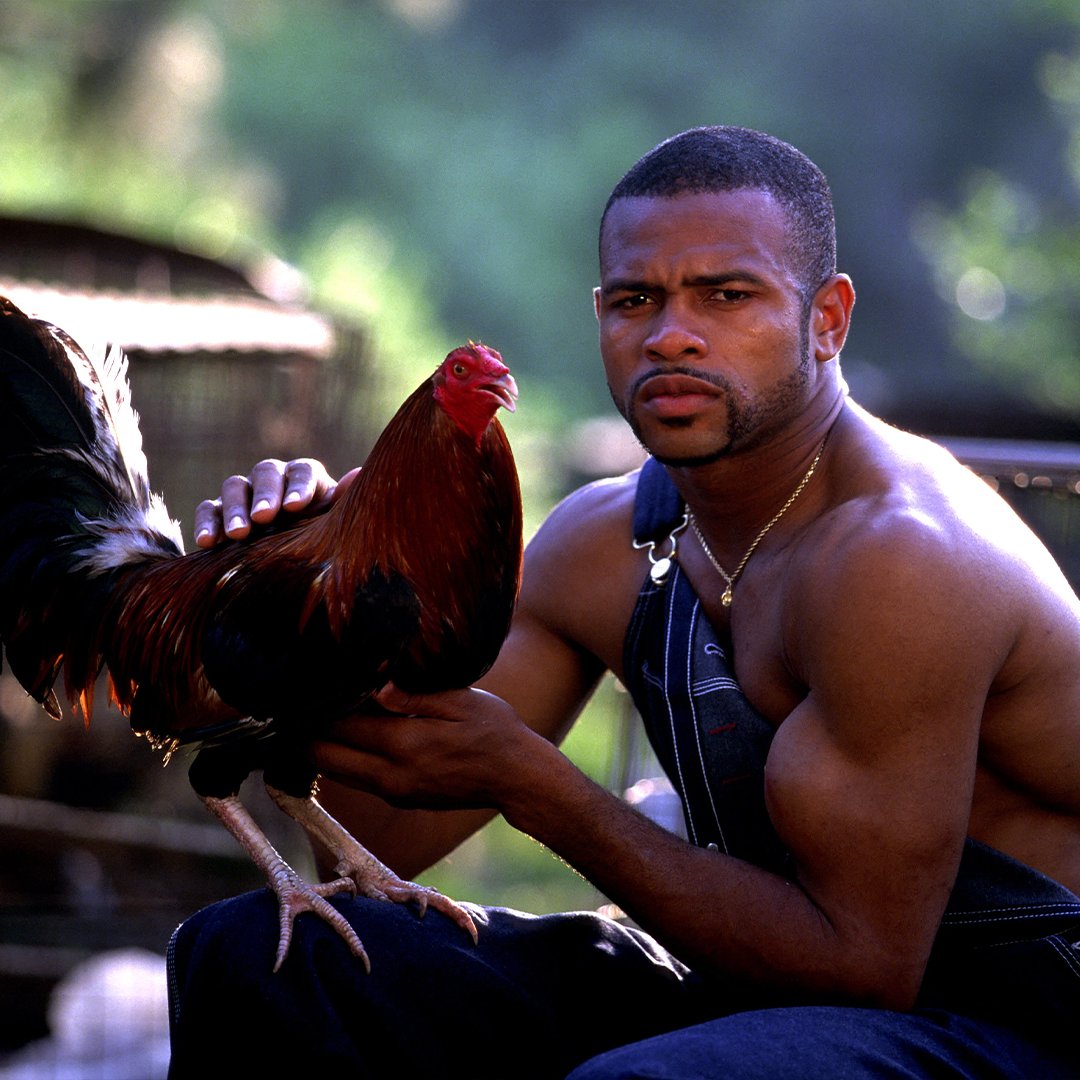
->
[595, 189, 814, 467]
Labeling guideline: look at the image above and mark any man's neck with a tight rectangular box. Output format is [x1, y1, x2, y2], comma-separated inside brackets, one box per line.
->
[667, 389, 847, 539]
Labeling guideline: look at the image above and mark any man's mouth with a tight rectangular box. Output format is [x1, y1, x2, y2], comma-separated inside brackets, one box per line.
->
[636, 374, 722, 419]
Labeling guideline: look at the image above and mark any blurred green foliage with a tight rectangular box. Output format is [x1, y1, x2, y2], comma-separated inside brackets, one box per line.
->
[913, 22, 1080, 415]
[5, 0, 1080, 435]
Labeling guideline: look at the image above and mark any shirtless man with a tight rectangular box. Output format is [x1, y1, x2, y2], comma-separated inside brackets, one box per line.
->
[171, 127, 1080, 1078]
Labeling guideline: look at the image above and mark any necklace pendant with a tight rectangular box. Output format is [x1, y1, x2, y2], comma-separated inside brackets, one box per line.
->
[687, 433, 829, 616]
[650, 557, 672, 585]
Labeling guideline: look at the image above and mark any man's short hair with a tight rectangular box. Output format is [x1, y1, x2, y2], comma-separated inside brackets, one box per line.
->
[600, 126, 837, 301]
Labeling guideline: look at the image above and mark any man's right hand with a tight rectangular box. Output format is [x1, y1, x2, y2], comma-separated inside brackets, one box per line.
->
[193, 457, 358, 548]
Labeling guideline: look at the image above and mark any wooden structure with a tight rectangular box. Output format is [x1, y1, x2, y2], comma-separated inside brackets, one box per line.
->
[0, 216, 371, 537]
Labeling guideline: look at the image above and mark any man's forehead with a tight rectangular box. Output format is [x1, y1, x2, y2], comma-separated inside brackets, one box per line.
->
[598, 188, 791, 278]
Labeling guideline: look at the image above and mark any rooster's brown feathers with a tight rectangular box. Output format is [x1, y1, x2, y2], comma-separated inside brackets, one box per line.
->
[0, 295, 522, 801]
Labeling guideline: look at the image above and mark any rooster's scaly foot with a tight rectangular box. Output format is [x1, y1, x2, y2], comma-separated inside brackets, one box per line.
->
[336, 859, 479, 944]
[269, 785, 479, 949]
[201, 794, 370, 972]
[266, 862, 369, 973]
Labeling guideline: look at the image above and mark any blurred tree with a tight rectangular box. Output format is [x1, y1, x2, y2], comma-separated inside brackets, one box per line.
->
[208, 0, 1070, 433]
[913, 2, 1080, 423]
[0, 0, 272, 254]
[3, 0, 1074, 433]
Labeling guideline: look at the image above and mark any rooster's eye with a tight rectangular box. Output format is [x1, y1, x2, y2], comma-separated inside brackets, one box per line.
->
[452, 363, 467, 377]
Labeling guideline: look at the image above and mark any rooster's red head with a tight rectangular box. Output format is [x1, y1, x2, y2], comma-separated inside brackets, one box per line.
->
[432, 343, 518, 445]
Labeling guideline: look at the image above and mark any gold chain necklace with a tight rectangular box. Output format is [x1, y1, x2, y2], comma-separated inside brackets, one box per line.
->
[687, 438, 827, 608]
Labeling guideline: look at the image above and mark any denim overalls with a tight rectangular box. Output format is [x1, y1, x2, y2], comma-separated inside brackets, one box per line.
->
[621, 455, 1080, 1048]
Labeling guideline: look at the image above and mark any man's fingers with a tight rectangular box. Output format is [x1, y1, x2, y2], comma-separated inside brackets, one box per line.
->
[373, 683, 415, 715]
[285, 458, 339, 513]
[220, 474, 256, 538]
[190, 457, 346, 550]
[193, 498, 223, 549]
[332, 466, 362, 504]
[238, 458, 329, 527]
[371, 683, 492, 720]
[249, 458, 289, 523]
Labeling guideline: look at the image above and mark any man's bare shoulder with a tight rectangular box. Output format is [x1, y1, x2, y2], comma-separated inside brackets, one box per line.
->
[807, 407, 1067, 585]
[542, 468, 641, 532]
[783, 405, 1080, 709]
[518, 469, 648, 676]
[776, 406, 1080, 888]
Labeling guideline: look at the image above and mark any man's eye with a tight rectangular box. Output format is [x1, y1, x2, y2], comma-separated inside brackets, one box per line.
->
[615, 293, 651, 309]
[713, 288, 749, 303]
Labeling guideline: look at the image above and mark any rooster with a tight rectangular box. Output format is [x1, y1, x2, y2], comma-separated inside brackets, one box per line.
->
[0, 295, 522, 971]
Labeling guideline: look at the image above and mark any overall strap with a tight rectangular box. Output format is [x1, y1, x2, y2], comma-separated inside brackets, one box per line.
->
[624, 461, 790, 873]
[632, 457, 685, 547]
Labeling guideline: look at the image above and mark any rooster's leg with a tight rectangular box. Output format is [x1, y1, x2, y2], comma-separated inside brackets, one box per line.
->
[200, 793, 371, 973]
[266, 784, 479, 945]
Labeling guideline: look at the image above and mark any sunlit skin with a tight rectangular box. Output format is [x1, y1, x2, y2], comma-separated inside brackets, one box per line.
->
[196, 189, 1080, 1012]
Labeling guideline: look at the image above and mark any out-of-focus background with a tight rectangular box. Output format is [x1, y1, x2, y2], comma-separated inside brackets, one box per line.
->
[3, 0, 1080, 1071]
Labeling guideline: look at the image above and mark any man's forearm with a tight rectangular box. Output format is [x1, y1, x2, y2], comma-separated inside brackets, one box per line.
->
[498, 741, 920, 1009]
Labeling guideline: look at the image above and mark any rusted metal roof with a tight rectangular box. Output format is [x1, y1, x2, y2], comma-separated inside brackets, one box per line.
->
[0, 214, 340, 359]
[0, 277, 335, 358]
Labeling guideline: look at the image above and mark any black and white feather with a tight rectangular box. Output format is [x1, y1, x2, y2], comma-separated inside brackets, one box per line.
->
[0, 295, 183, 714]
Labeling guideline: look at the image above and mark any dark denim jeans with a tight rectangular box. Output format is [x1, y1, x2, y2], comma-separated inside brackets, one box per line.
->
[167, 886, 1080, 1079]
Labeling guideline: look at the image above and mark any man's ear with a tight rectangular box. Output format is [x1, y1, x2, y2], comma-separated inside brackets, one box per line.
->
[811, 274, 855, 362]
[593, 286, 602, 321]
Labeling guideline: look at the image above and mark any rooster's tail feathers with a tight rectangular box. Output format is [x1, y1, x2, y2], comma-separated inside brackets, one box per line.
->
[0, 295, 184, 718]
[1, 298, 167, 513]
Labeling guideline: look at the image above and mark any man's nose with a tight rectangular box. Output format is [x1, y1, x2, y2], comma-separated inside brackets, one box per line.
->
[643, 304, 707, 362]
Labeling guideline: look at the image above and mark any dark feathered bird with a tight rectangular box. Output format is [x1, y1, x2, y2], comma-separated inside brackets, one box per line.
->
[0, 295, 522, 970]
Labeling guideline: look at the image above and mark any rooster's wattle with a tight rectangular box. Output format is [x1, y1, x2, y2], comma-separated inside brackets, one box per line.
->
[0, 295, 522, 970]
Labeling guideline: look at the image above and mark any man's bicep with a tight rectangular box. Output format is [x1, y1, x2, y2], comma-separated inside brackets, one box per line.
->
[478, 602, 607, 745]
[762, 688, 978, 995]
[777, 516, 997, 866]
[767, 685, 978, 886]
[766, 546, 996, 983]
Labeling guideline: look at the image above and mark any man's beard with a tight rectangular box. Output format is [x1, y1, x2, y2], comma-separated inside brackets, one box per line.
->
[614, 355, 811, 468]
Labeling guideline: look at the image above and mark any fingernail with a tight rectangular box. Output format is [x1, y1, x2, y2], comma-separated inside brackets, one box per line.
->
[195, 528, 210, 546]
[252, 499, 272, 515]
[227, 516, 245, 532]
[283, 490, 303, 506]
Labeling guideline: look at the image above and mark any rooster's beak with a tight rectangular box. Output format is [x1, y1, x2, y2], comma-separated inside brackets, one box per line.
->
[485, 372, 518, 414]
